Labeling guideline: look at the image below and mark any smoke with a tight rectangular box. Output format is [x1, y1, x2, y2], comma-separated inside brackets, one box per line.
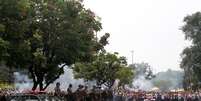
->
[13, 65, 184, 92]
[131, 69, 184, 91]
[111, 79, 120, 90]
[132, 75, 153, 91]
[131, 63, 154, 91]
[14, 72, 33, 92]
[131, 63, 184, 91]
[47, 67, 85, 92]
[151, 69, 184, 91]
[13, 67, 89, 92]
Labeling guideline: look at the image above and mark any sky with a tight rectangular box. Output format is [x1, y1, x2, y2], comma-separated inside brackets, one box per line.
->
[83, 0, 201, 73]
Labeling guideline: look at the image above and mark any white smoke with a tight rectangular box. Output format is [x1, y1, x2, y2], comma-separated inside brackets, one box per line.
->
[14, 66, 183, 92]
[131, 69, 184, 91]
[14, 68, 88, 92]
[47, 68, 85, 92]
[131, 63, 154, 91]
[132, 75, 153, 91]
[151, 69, 184, 91]
[14, 72, 33, 92]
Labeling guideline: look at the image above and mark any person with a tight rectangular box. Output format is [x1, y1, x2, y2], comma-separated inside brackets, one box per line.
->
[83, 86, 90, 101]
[101, 90, 108, 101]
[67, 84, 74, 101]
[54, 82, 61, 96]
[75, 84, 84, 101]
[155, 93, 162, 101]
[67, 84, 73, 94]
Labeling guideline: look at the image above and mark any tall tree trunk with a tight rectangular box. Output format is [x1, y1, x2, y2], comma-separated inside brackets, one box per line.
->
[37, 73, 44, 91]
[29, 65, 38, 91]
[39, 80, 44, 91]
[39, 75, 44, 91]
[32, 81, 38, 91]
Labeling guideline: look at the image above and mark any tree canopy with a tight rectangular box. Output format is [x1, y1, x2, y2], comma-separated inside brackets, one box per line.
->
[152, 69, 183, 91]
[181, 12, 201, 90]
[73, 52, 134, 88]
[0, 0, 109, 90]
[130, 62, 155, 80]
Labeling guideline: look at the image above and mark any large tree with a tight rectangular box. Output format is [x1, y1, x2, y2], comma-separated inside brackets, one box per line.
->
[0, 0, 109, 90]
[130, 62, 155, 80]
[181, 12, 201, 90]
[73, 52, 134, 88]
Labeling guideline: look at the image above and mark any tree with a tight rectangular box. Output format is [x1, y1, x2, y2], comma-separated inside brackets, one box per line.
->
[130, 62, 155, 80]
[116, 67, 134, 87]
[153, 80, 172, 91]
[0, 64, 15, 84]
[181, 12, 201, 90]
[151, 69, 184, 91]
[0, 0, 109, 90]
[73, 52, 134, 88]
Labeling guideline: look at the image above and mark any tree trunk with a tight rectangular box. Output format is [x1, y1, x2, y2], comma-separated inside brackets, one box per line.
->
[32, 81, 38, 91]
[39, 80, 44, 91]
[38, 73, 44, 91]
[29, 65, 38, 91]
[43, 81, 52, 90]
[43, 83, 50, 90]
[32, 79, 45, 91]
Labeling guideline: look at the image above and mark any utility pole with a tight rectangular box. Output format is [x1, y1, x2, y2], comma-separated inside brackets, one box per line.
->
[131, 50, 134, 65]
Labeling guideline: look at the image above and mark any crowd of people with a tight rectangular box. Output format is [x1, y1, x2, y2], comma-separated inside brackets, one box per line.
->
[1, 82, 201, 101]
[52, 82, 201, 101]
[0, 88, 18, 101]
[53, 82, 113, 101]
[117, 91, 201, 101]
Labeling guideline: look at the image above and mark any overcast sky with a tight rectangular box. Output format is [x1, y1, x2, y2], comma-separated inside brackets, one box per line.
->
[83, 0, 201, 73]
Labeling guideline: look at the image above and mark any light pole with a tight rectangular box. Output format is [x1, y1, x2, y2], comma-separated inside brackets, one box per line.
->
[131, 50, 134, 65]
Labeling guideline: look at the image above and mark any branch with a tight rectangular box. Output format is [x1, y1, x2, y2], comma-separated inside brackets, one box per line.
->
[43, 65, 65, 90]
[29, 64, 36, 83]
[43, 73, 61, 90]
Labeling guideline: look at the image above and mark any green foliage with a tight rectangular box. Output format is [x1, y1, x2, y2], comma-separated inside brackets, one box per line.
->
[73, 52, 134, 88]
[181, 12, 201, 90]
[130, 62, 155, 80]
[0, 0, 109, 90]
[116, 67, 134, 86]
[0, 64, 13, 83]
[182, 12, 201, 44]
[0, 38, 9, 60]
[152, 69, 184, 91]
